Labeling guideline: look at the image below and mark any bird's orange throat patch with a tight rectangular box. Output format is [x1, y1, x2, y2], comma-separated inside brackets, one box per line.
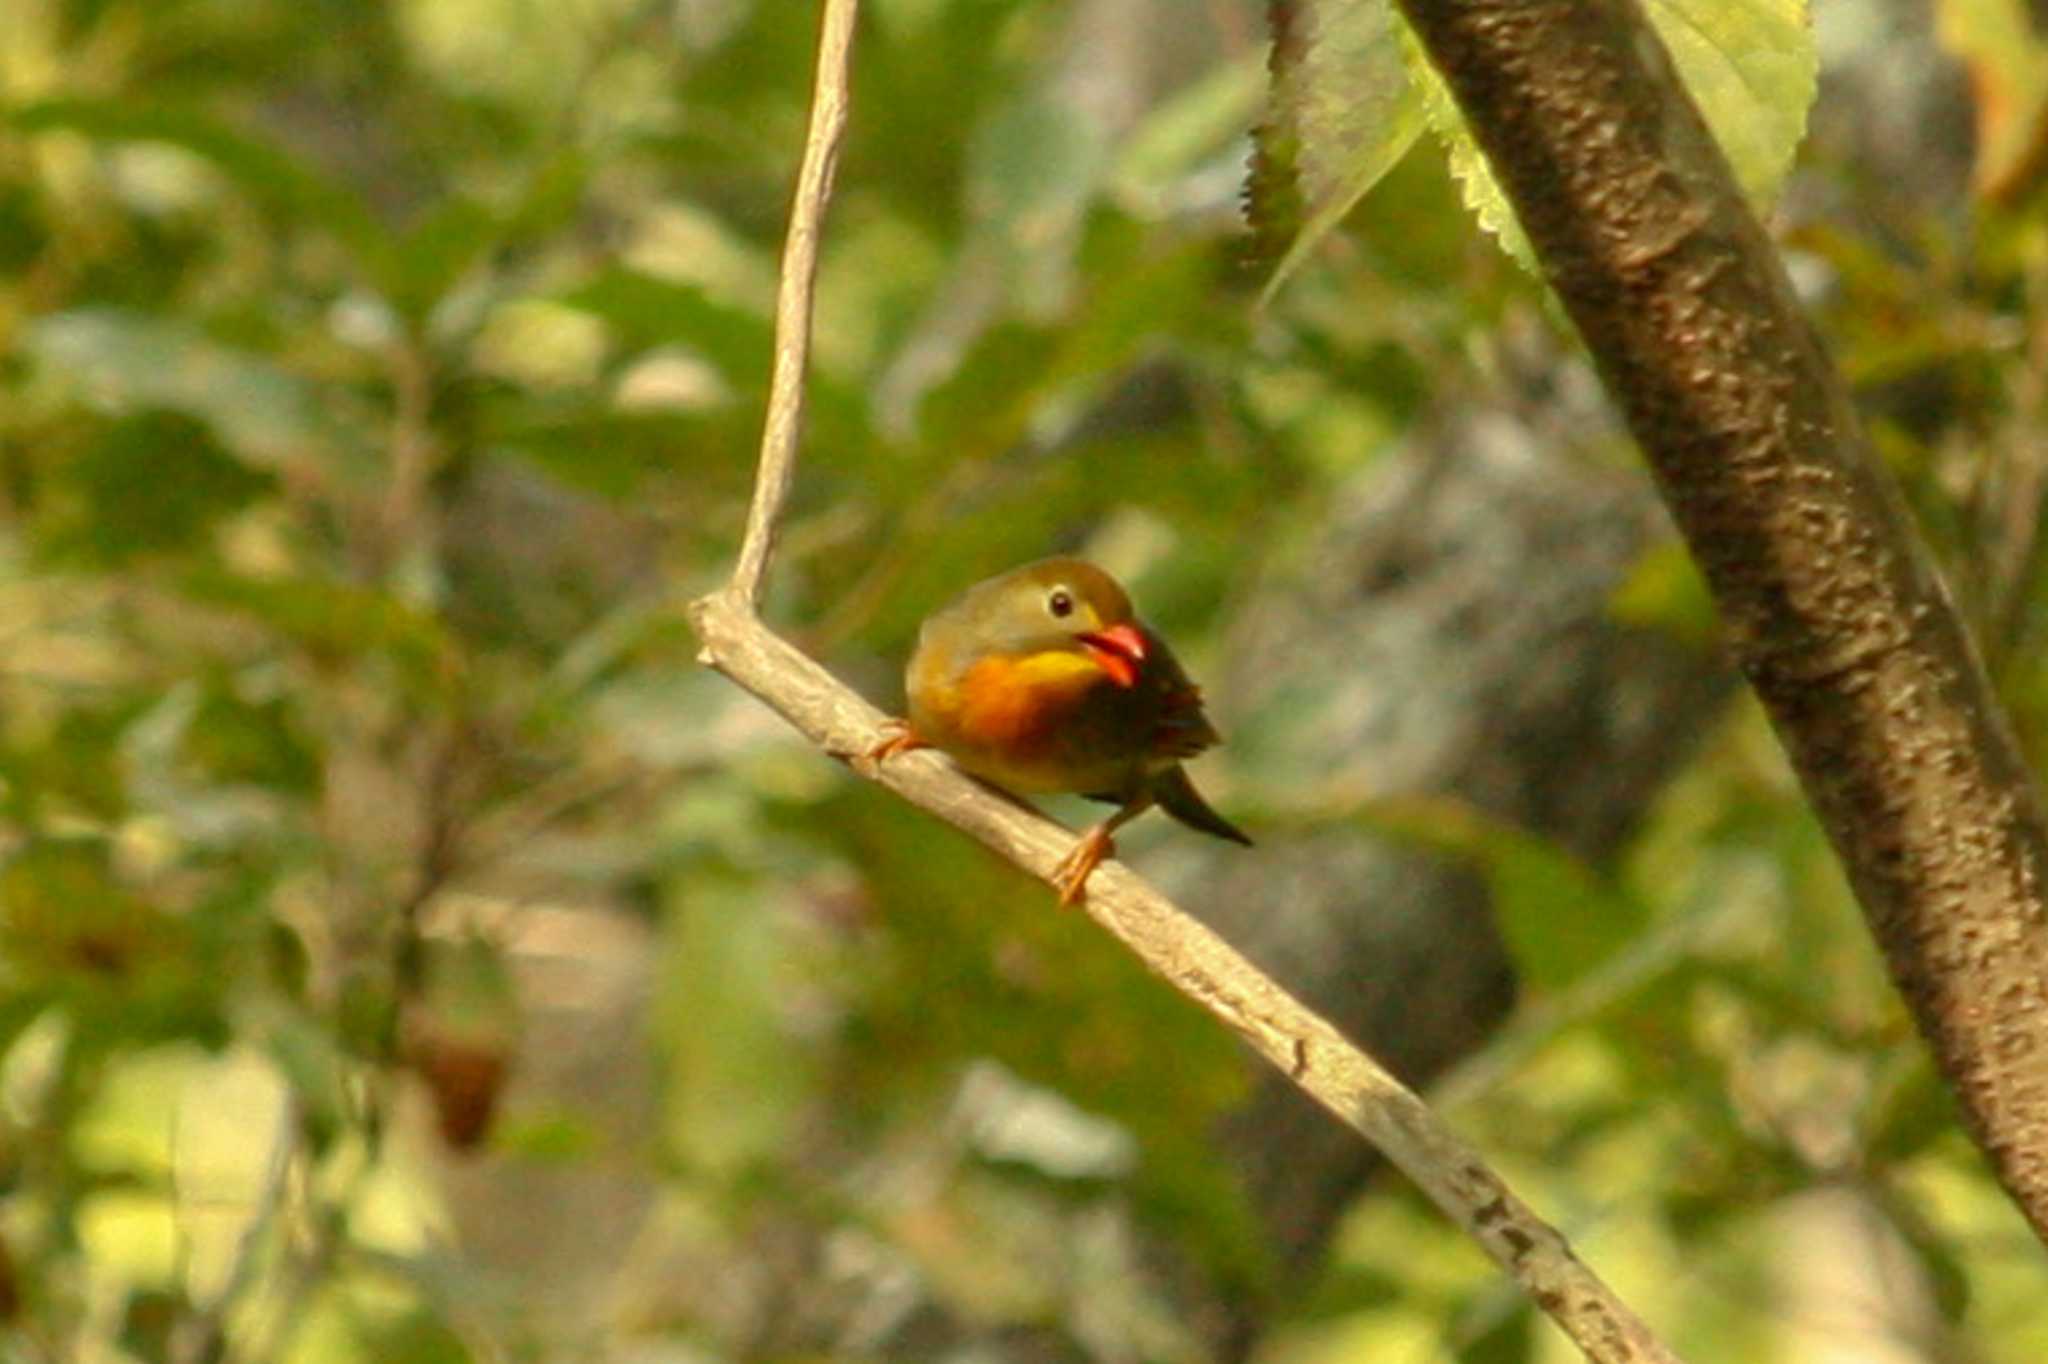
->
[955, 650, 1106, 749]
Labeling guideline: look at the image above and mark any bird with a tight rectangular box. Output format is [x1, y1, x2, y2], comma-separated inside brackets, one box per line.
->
[869, 556, 1250, 905]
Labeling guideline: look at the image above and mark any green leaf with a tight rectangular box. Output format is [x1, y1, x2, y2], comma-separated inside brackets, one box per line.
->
[1292, 1262, 1403, 1321]
[1403, 26, 1538, 274]
[34, 411, 274, 568]
[1418, 0, 1816, 272]
[558, 268, 773, 388]
[1651, 0, 1819, 205]
[480, 398, 749, 500]
[382, 195, 502, 326]
[656, 869, 813, 1177]
[1866, 1061, 1960, 1165]
[490, 1110, 601, 1163]
[1249, 0, 1427, 294]
[1356, 796, 1651, 989]
[1459, 1298, 1535, 1364]
[1114, 56, 1266, 216]
[25, 308, 371, 481]
[5, 98, 387, 260]
[1608, 539, 1719, 644]
[1, 837, 179, 989]
[0, 180, 47, 273]
[502, 151, 591, 247]
[268, 1003, 356, 1155]
[966, 87, 1116, 311]
[969, 89, 1114, 232]
[181, 671, 321, 795]
[2, 702, 141, 822]
[1255, 0, 1816, 281]
[346, 1310, 471, 1364]
[913, 321, 1061, 454]
[179, 570, 450, 681]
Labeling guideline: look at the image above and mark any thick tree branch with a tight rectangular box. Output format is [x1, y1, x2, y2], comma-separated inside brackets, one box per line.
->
[686, 3, 1685, 1360]
[1392, 0, 2048, 1243]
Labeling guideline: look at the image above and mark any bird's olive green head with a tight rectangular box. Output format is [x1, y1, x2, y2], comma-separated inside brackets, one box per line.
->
[930, 557, 1143, 670]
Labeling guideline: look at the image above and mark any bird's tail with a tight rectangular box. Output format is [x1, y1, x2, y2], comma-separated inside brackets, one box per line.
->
[1153, 765, 1252, 847]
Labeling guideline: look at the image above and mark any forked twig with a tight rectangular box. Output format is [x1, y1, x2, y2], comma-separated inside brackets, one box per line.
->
[685, 4, 1682, 1360]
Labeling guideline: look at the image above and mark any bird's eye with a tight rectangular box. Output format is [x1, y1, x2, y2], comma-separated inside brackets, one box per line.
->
[1047, 588, 1075, 619]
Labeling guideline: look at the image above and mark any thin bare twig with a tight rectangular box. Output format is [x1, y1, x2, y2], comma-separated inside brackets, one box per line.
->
[686, 3, 1683, 1361]
[729, 0, 859, 608]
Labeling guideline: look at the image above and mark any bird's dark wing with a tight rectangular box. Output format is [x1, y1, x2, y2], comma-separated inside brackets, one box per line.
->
[1143, 632, 1222, 760]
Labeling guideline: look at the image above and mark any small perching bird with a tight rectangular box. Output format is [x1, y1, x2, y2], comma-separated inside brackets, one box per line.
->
[870, 557, 1250, 905]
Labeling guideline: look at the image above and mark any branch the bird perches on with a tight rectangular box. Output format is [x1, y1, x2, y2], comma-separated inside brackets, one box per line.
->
[685, 2, 1685, 1361]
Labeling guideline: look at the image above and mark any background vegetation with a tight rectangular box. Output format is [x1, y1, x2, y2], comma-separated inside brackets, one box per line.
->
[3, 0, 2047, 1360]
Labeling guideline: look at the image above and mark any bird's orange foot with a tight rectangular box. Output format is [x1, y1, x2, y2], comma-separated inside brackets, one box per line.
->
[1051, 825, 1116, 907]
[860, 719, 928, 776]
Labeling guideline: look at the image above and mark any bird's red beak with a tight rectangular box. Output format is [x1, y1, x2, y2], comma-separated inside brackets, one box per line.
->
[1077, 622, 1148, 689]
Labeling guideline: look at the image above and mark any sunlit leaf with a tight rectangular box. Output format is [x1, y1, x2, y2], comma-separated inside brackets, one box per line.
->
[1650, 0, 1820, 198]
[172, 1048, 290, 1302]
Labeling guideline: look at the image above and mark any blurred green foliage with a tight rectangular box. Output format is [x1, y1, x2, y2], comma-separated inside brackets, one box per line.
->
[2, 1, 2048, 1362]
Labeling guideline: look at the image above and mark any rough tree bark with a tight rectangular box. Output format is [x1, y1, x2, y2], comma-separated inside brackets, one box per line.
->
[1392, 0, 2048, 1243]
